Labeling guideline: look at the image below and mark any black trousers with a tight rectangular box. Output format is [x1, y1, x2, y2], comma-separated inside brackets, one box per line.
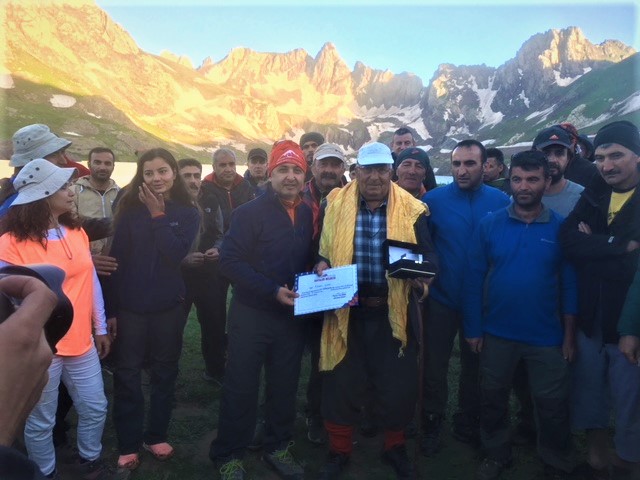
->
[322, 306, 418, 430]
[209, 297, 306, 460]
[305, 314, 324, 420]
[480, 334, 574, 472]
[113, 305, 186, 454]
[182, 266, 229, 378]
[422, 297, 480, 426]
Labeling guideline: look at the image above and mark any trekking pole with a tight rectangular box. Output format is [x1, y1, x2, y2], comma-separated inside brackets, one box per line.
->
[412, 283, 428, 480]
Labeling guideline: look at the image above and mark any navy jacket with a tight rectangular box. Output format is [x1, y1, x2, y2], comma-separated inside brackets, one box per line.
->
[559, 182, 640, 343]
[107, 201, 200, 314]
[219, 190, 314, 312]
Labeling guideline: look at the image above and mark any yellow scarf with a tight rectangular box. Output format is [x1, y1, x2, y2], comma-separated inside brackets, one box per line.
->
[319, 180, 429, 371]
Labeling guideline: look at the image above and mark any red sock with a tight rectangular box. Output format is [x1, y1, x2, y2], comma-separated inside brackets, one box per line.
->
[383, 429, 405, 451]
[324, 421, 354, 455]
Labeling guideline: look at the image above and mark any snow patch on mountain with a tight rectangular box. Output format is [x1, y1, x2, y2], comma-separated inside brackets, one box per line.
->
[470, 75, 504, 128]
[525, 106, 555, 122]
[0, 74, 14, 89]
[616, 91, 640, 116]
[518, 90, 530, 108]
[50, 95, 76, 108]
[553, 70, 582, 87]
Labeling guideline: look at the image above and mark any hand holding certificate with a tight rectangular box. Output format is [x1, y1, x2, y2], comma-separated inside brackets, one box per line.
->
[294, 264, 358, 315]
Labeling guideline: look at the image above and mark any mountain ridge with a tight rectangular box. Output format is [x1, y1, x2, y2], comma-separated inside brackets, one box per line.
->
[2, 1, 638, 164]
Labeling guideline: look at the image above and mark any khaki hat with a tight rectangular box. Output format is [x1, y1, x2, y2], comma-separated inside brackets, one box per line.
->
[10, 124, 72, 168]
[313, 143, 345, 163]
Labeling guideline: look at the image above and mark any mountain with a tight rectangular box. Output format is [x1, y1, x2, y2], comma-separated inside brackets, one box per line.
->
[2, 1, 638, 167]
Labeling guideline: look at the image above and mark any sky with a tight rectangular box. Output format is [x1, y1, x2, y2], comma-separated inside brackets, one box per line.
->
[96, 0, 639, 84]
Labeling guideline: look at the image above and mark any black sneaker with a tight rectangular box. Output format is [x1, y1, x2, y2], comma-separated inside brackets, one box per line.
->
[262, 441, 304, 480]
[306, 416, 326, 445]
[381, 444, 413, 479]
[247, 420, 265, 451]
[318, 452, 349, 480]
[421, 413, 443, 457]
[218, 458, 245, 480]
[476, 457, 511, 480]
[67, 456, 130, 480]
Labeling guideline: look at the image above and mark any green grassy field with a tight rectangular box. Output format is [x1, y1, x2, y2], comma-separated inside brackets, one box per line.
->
[74, 309, 587, 480]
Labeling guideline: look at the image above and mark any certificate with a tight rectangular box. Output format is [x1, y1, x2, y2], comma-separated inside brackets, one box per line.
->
[294, 264, 358, 316]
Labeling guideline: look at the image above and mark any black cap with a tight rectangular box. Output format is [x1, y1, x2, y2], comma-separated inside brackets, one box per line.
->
[395, 147, 430, 170]
[532, 126, 573, 150]
[247, 148, 267, 161]
[299, 132, 325, 147]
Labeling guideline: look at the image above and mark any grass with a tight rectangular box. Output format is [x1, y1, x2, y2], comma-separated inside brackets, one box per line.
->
[58, 308, 586, 479]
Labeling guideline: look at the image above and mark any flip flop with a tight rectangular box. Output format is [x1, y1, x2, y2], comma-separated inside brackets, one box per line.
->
[117, 453, 140, 470]
[143, 442, 174, 461]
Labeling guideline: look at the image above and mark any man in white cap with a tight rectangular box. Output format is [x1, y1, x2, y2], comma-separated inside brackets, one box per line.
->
[314, 142, 438, 479]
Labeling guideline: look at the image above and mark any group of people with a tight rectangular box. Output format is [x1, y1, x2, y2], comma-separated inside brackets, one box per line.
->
[0, 119, 639, 480]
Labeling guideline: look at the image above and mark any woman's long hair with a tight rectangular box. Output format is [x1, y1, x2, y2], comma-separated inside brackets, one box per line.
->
[0, 198, 81, 248]
[114, 148, 194, 226]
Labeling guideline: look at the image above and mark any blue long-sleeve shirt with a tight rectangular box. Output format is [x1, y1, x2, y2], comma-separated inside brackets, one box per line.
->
[106, 201, 200, 314]
[463, 205, 577, 347]
[422, 183, 510, 310]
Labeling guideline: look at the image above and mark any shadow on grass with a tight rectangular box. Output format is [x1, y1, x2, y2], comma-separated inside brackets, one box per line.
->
[72, 310, 587, 479]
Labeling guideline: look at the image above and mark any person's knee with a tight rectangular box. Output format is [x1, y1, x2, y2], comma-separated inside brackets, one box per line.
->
[480, 387, 509, 432]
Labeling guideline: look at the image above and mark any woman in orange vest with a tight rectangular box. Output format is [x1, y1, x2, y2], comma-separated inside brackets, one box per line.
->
[0, 158, 112, 479]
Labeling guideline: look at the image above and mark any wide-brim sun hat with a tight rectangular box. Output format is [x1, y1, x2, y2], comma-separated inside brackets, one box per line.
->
[10, 124, 72, 168]
[12, 158, 77, 206]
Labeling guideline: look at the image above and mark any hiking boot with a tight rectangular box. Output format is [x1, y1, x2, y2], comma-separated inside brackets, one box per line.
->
[306, 416, 326, 445]
[420, 413, 443, 457]
[318, 452, 349, 480]
[476, 457, 511, 480]
[218, 458, 245, 480]
[381, 444, 414, 479]
[248, 420, 265, 451]
[263, 441, 304, 480]
[67, 456, 130, 480]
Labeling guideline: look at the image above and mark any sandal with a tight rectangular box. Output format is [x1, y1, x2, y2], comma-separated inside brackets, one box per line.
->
[117, 453, 140, 470]
[143, 442, 174, 461]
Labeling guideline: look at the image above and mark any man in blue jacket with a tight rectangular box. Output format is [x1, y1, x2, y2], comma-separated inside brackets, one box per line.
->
[210, 140, 313, 480]
[464, 151, 577, 480]
[420, 139, 510, 455]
